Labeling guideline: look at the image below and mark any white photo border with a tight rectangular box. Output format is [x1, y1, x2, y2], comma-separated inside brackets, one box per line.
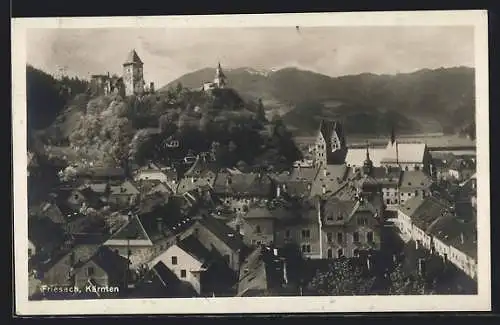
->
[12, 10, 491, 315]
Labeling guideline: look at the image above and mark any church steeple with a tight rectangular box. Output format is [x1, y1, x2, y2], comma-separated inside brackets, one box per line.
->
[363, 141, 373, 175]
[214, 61, 227, 88]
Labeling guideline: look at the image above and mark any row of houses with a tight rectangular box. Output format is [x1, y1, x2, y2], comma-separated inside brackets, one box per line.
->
[394, 193, 477, 280]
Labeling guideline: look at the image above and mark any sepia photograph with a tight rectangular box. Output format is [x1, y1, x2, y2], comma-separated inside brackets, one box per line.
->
[12, 11, 490, 315]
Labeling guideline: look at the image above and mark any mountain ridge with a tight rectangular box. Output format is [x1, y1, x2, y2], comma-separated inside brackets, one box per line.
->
[161, 65, 475, 136]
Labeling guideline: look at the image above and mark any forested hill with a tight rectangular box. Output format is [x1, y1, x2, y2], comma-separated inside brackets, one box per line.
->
[165, 66, 475, 137]
[28, 66, 299, 170]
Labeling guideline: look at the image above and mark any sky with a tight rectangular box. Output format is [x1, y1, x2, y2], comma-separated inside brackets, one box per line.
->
[26, 26, 474, 88]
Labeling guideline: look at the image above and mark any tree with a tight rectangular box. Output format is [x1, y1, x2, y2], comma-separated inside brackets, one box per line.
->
[176, 82, 183, 95]
[256, 98, 266, 122]
[387, 264, 433, 295]
[307, 258, 376, 296]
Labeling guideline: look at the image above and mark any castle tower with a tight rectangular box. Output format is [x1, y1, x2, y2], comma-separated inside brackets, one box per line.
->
[123, 49, 145, 96]
[213, 62, 227, 88]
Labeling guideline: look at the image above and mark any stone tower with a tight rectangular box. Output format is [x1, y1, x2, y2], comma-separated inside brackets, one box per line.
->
[213, 62, 227, 88]
[123, 49, 145, 96]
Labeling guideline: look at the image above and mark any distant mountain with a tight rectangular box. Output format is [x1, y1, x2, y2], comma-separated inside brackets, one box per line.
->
[163, 66, 475, 136]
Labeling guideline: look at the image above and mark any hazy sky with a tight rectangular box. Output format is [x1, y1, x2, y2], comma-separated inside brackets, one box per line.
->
[26, 26, 474, 87]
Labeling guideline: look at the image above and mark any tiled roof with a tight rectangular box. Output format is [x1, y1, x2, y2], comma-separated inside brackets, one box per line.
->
[237, 248, 268, 296]
[213, 172, 273, 197]
[428, 218, 477, 259]
[196, 215, 245, 252]
[128, 262, 185, 298]
[176, 175, 216, 194]
[109, 215, 151, 241]
[404, 196, 454, 232]
[178, 235, 218, 268]
[381, 141, 427, 163]
[123, 49, 143, 65]
[322, 196, 359, 225]
[90, 246, 129, 279]
[399, 171, 433, 190]
[110, 180, 140, 196]
[309, 165, 349, 197]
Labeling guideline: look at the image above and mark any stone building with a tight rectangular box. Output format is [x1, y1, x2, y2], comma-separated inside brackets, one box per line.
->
[123, 49, 146, 96]
[311, 120, 348, 167]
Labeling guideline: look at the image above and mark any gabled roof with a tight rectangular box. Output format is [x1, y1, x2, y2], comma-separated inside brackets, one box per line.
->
[322, 197, 359, 225]
[195, 215, 245, 252]
[399, 171, 433, 190]
[123, 49, 143, 65]
[129, 261, 198, 298]
[309, 164, 349, 197]
[237, 248, 268, 296]
[178, 235, 218, 268]
[184, 156, 218, 178]
[109, 215, 151, 242]
[317, 119, 347, 164]
[381, 141, 427, 164]
[88, 246, 129, 279]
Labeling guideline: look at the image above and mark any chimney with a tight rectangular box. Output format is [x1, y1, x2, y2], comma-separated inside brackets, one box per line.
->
[276, 185, 281, 197]
[443, 253, 448, 264]
[150, 82, 155, 93]
[191, 177, 195, 183]
[175, 235, 180, 244]
[460, 233, 464, 245]
[322, 184, 326, 194]
[392, 254, 397, 265]
[415, 240, 419, 250]
[418, 258, 426, 276]
[366, 256, 371, 271]
[273, 248, 278, 256]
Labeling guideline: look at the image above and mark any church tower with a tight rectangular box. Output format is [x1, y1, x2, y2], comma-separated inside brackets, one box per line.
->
[362, 142, 373, 176]
[213, 62, 227, 88]
[123, 49, 145, 96]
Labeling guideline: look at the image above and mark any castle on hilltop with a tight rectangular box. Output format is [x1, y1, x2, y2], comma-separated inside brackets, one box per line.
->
[201, 62, 228, 92]
[89, 49, 155, 97]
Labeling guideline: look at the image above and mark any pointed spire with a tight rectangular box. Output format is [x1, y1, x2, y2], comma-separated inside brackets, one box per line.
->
[390, 125, 396, 145]
[365, 140, 371, 160]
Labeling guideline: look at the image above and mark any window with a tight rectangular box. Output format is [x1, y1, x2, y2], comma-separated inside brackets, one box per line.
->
[86, 267, 95, 277]
[415, 190, 418, 196]
[285, 230, 291, 238]
[171, 256, 178, 265]
[301, 244, 311, 253]
[353, 232, 360, 243]
[327, 232, 333, 242]
[337, 232, 343, 243]
[353, 249, 359, 257]
[337, 248, 344, 258]
[327, 248, 333, 258]
[28, 248, 32, 257]
[302, 229, 311, 239]
[386, 199, 390, 204]
[327, 214, 334, 221]
[357, 218, 367, 226]
[255, 225, 261, 234]
[180, 269, 187, 278]
[367, 232, 374, 243]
